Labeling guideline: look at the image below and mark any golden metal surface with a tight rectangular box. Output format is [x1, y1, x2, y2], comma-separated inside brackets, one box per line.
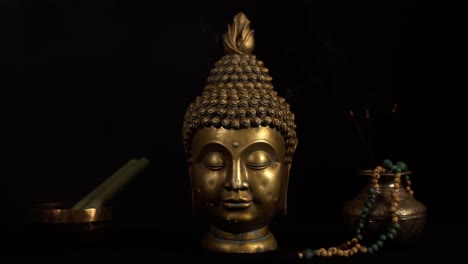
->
[182, 12, 298, 253]
[191, 127, 288, 230]
[341, 170, 427, 240]
[27, 202, 112, 224]
[223, 12, 255, 55]
[202, 225, 277, 253]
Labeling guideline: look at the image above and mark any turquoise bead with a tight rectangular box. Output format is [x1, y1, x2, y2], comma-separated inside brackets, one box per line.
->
[396, 161, 407, 171]
[305, 248, 314, 259]
[398, 162, 408, 171]
[383, 159, 392, 169]
[388, 227, 397, 236]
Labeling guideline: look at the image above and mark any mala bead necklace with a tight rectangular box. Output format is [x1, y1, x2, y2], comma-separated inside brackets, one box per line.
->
[297, 159, 413, 259]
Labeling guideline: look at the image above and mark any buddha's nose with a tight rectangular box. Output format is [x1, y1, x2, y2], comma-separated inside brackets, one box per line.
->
[224, 161, 249, 191]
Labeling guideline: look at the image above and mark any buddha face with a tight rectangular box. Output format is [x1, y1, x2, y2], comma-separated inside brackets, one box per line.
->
[189, 126, 289, 233]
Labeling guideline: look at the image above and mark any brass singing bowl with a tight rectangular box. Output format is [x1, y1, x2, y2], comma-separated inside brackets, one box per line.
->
[24, 202, 113, 252]
[27, 202, 112, 224]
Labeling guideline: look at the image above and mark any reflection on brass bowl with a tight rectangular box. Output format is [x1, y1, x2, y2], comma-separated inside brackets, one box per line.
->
[27, 202, 112, 227]
[25, 202, 113, 251]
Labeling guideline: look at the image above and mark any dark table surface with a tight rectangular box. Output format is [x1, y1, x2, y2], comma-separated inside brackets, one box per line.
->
[3, 219, 461, 263]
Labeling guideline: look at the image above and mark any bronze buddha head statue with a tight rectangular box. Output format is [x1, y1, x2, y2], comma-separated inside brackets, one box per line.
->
[182, 12, 298, 253]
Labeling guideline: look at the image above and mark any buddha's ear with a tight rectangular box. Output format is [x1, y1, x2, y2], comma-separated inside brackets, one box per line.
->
[281, 140, 297, 216]
[280, 163, 291, 216]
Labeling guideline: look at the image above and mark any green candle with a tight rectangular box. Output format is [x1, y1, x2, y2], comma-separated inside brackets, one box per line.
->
[72, 157, 150, 209]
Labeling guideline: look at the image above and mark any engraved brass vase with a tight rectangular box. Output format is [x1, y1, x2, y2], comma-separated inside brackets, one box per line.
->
[341, 170, 427, 241]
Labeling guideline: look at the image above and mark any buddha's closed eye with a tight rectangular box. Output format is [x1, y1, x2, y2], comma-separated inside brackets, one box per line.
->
[201, 151, 273, 171]
[246, 151, 272, 170]
[202, 152, 224, 170]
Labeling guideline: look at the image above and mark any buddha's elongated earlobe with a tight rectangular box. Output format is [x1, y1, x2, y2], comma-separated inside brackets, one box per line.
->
[281, 140, 297, 215]
[280, 165, 290, 216]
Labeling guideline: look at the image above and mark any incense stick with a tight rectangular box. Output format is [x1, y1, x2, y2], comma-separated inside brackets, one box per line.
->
[365, 108, 375, 167]
[349, 110, 375, 166]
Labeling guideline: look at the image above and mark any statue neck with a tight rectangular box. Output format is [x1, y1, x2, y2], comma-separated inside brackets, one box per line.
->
[201, 225, 277, 253]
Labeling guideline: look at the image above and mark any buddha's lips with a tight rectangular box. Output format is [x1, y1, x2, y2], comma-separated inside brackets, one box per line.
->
[222, 191, 253, 202]
[223, 200, 252, 209]
[223, 197, 252, 203]
[222, 193, 253, 209]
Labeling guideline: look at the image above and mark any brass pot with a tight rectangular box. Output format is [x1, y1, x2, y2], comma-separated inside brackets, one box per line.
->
[341, 170, 427, 241]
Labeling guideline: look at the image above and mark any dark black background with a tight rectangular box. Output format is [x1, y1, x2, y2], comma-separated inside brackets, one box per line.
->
[2, 0, 466, 261]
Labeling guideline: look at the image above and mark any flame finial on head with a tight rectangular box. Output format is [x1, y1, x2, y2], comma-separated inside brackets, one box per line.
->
[223, 12, 255, 55]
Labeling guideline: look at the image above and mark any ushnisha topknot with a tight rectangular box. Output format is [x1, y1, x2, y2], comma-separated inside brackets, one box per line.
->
[182, 12, 298, 164]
